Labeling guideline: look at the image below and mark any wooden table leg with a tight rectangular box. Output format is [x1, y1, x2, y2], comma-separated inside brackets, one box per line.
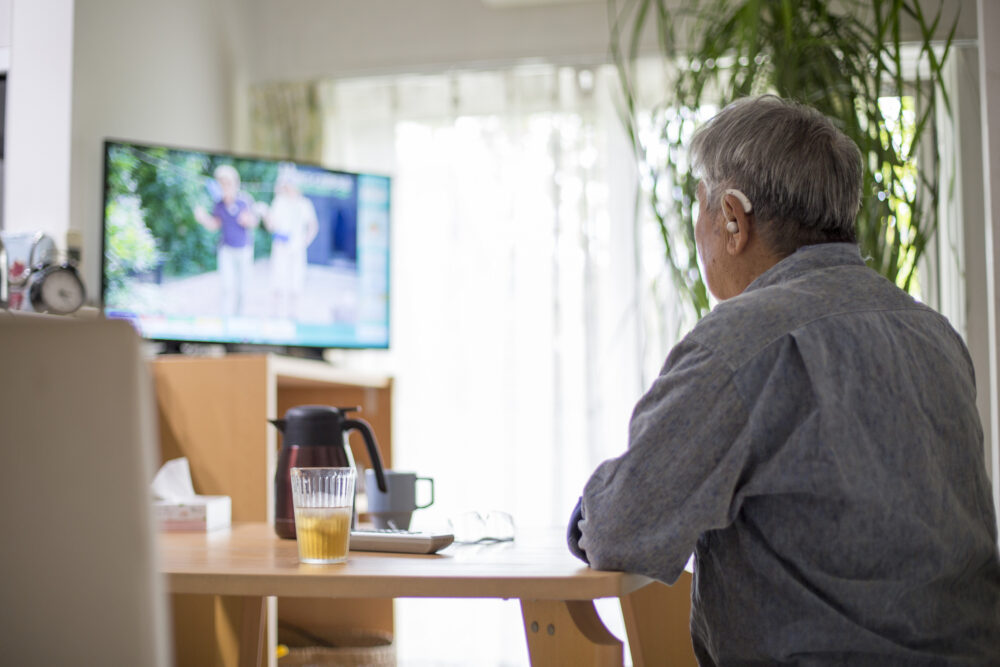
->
[238, 596, 267, 667]
[520, 599, 623, 667]
[620, 573, 696, 667]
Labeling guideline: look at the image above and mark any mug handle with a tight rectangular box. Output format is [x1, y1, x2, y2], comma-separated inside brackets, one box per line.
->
[415, 477, 435, 509]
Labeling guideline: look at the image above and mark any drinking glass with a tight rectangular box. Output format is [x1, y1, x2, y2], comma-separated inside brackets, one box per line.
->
[290, 467, 356, 564]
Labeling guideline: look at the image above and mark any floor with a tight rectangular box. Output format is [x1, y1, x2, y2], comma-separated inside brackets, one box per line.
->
[391, 597, 633, 667]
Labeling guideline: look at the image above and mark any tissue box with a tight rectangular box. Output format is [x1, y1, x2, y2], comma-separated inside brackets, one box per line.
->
[154, 496, 232, 532]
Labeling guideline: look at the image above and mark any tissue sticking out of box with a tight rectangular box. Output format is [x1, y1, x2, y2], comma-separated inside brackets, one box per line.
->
[152, 457, 197, 501]
[152, 457, 232, 532]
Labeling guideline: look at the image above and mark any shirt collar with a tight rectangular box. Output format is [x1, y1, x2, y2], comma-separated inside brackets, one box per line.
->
[744, 243, 865, 293]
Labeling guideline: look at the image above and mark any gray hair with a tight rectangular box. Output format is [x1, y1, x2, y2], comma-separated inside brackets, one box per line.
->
[689, 95, 862, 255]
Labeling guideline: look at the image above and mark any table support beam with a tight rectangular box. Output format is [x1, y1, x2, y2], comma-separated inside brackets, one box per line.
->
[239, 596, 267, 667]
[620, 572, 697, 667]
[521, 599, 623, 667]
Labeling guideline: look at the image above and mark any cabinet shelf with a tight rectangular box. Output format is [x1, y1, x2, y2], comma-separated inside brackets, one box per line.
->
[270, 354, 392, 389]
[150, 353, 394, 667]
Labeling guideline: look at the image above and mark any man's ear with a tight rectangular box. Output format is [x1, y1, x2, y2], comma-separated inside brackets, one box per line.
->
[722, 193, 752, 256]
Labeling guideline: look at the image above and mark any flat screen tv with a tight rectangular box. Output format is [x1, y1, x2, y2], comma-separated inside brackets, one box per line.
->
[101, 139, 391, 352]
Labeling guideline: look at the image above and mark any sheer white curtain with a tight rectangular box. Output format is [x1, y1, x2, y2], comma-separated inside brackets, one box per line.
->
[319, 64, 666, 666]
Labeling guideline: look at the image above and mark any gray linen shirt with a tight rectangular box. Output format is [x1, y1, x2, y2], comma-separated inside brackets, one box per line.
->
[574, 243, 1000, 665]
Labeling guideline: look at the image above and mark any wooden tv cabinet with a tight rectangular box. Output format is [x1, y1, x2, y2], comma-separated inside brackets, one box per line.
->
[150, 354, 394, 667]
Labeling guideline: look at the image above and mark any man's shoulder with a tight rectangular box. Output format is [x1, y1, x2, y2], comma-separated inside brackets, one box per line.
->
[687, 263, 948, 368]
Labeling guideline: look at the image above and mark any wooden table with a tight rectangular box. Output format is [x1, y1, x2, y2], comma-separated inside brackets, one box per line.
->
[159, 523, 696, 667]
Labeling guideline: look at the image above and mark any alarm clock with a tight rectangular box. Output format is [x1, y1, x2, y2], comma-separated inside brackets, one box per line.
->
[27, 262, 86, 315]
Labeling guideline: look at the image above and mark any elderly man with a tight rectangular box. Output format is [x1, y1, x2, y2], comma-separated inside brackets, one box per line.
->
[568, 95, 1000, 664]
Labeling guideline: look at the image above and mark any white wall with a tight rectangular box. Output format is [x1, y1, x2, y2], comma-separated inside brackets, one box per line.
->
[69, 0, 236, 299]
[977, 0, 1000, 523]
[941, 47, 993, 496]
[0, 0, 9, 231]
[0, 0, 11, 69]
[240, 0, 978, 84]
[4, 0, 74, 244]
[244, 0, 611, 82]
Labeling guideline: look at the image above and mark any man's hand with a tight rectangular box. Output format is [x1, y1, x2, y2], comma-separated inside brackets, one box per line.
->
[567, 497, 589, 564]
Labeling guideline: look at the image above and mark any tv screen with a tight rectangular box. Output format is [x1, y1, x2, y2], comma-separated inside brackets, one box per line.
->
[101, 140, 390, 351]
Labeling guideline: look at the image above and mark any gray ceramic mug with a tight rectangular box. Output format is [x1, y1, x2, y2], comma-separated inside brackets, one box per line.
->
[364, 469, 434, 530]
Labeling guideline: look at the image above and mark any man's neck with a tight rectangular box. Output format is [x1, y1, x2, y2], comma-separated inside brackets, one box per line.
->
[728, 244, 786, 298]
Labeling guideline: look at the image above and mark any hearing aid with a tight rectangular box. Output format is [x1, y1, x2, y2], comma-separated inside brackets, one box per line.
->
[723, 188, 752, 234]
[724, 188, 753, 213]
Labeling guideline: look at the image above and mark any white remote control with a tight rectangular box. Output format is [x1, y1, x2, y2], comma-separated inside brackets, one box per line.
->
[350, 529, 455, 554]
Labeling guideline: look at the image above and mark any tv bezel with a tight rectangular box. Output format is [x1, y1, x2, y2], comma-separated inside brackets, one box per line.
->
[99, 137, 392, 353]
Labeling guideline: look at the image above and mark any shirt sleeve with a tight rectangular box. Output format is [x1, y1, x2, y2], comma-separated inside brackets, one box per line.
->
[577, 338, 750, 584]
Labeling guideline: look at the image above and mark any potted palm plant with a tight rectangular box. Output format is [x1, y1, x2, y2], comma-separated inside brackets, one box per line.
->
[610, 0, 958, 320]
